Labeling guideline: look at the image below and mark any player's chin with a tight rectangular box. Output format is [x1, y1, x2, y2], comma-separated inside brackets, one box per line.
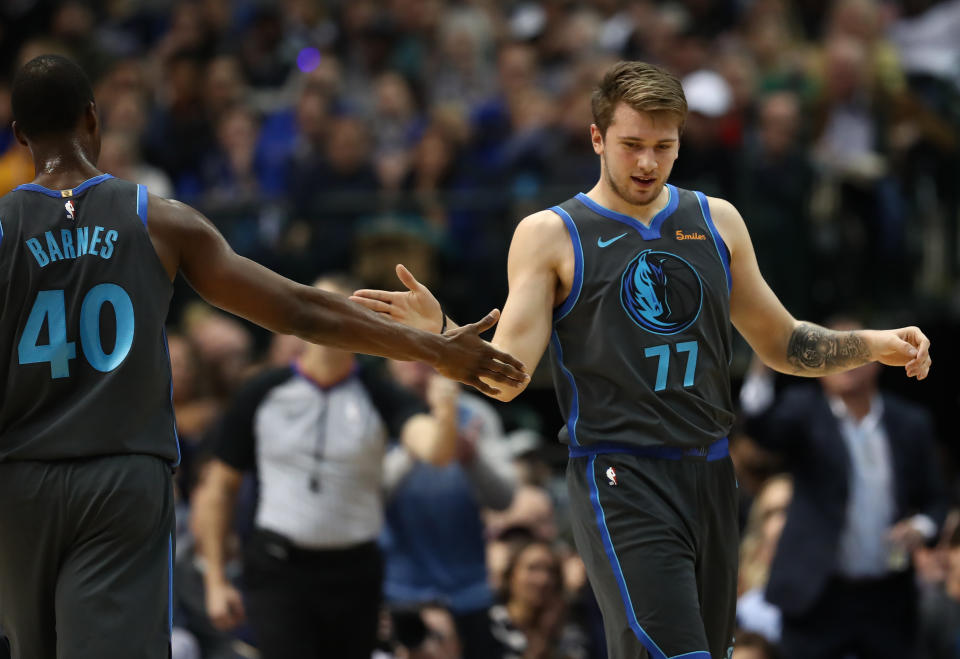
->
[627, 185, 661, 204]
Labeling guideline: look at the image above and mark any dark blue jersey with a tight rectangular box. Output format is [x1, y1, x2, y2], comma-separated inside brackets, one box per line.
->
[0, 175, 178, 463]
[548, 185, 735, 449]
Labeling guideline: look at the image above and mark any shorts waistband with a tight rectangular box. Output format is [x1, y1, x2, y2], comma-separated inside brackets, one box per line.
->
[568, 437, 729, 461]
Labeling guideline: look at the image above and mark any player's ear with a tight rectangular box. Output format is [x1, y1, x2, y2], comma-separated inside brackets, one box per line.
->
[12, 121, 27, 147]
[590, 123, 603, 155]
[85, 101, 99, 136]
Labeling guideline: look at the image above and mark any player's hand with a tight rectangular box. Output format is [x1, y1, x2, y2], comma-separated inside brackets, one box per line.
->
[350, 264, 443, 333]
[435, 309, 528, 395]
[867, 326, 931, 380]
[205, 579, 246, 631]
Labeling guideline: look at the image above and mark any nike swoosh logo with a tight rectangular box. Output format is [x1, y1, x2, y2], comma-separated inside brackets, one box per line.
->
[597, 233, 628, 248]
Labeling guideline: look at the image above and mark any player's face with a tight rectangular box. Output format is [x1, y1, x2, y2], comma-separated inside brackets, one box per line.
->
[592, 103, 680, 208]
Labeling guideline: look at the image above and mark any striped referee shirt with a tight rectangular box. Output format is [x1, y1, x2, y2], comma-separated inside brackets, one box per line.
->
[213, 361, 426, 549]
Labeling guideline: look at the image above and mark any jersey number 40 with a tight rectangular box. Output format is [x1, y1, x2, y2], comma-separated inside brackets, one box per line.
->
[17, 285, 134, 379]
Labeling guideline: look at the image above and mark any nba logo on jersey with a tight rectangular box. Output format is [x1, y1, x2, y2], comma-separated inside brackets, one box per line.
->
[64, 200, 75, 220]
[606, 466, 618, 486]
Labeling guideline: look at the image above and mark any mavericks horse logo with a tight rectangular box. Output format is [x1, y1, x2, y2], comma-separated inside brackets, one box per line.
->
[620, 249, 703, 335]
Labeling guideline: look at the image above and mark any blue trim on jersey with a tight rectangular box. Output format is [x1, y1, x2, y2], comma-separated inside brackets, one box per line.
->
[570, 437, 729, 461]
[14, 173, 114, 198]
[694, 191, 731, 293]
[167, 534, 174, 635]
[575, 185, 679, 241]
[550, 206, 584, 321]
[0, 216, 4, 249]
[136, 184, 148, 227]
[162, 329, 182, 467]
[550, 330, 580, 447]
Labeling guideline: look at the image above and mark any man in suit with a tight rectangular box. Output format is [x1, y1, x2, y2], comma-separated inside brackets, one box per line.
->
[741, 319, 947, 659]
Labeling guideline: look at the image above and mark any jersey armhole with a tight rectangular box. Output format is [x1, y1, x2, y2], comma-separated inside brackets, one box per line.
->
[694, 191, 732, 293]
[550, 206, 584, 322]
[136, 184, 148, 227]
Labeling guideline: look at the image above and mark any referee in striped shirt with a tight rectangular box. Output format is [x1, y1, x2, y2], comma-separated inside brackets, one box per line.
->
[191, 276, 461, 659]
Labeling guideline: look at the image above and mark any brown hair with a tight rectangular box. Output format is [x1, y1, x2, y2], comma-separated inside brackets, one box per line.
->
[591, 61, 687, 136]
[497, 539, 563, 604]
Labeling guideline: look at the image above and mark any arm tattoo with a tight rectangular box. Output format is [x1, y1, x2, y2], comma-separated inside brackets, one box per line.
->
[786, 323, 870, 372]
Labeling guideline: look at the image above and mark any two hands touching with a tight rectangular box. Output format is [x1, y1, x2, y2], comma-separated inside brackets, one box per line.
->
[358, 264, 935, 385]
[351, 265, 523, 397]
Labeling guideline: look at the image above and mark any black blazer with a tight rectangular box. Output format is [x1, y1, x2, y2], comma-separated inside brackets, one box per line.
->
[745, 385, 946, 617]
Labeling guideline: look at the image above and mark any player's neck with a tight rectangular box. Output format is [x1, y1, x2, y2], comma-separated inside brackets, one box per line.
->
[29, 137, 101, 190]
[586, 181, 670, 226]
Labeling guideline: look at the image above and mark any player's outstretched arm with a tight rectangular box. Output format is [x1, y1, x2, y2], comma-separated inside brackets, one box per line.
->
[712, 196, 931, 380]
[352, 210, 569, 401]
[145, 195, 527, 394]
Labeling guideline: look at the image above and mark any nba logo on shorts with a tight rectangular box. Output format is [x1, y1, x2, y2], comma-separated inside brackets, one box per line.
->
[606, 466, 617, 486]
[65, 201, 75, 220]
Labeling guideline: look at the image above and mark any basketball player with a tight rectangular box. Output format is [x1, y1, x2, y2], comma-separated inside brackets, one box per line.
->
[0, 54, 526, 659]
[351, 61, 932, 658]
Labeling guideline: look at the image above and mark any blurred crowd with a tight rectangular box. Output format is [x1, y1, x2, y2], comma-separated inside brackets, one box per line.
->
[1, 0, 959, 657]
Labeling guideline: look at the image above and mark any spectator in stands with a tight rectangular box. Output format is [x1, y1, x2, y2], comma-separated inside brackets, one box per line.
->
[489, 538, 589, 659]
[385, 604, 463, 659]
[733, 631, 782, 659]
[370, 71, 424, 161]
[287, 114, 379, 271]
[181, 304, 255, 404]
[734, 91, 815, 318]
[671, 68, 739, 199]
[144, 51, 213, 182]
[191, 275, 460, 659]
[917, 513, 960, 659]
[737, 474, 792, 643]
[807, 33, 912, 308]
[203, 55, 248, 123]
[742, 318, 947, 659]
[97, 129, 174, 198]
[382, 358, 516, 659]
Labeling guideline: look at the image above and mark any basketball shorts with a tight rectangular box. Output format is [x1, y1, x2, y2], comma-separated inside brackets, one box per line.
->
[567, 439, 739, 659]
[0, 454, 175, 659]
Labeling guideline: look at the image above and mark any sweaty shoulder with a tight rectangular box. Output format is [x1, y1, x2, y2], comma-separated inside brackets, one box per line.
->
[144, 193, 220, 281]
[146, 194, 205, 233]
[703, 195, 749, 260]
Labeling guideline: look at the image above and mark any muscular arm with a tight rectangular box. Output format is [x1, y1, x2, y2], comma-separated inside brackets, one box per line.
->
[145, 195, 525, 392]
[784, 323, 871, 371]
[711, 196, 930, 378]
[480, 210, 571, 401]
